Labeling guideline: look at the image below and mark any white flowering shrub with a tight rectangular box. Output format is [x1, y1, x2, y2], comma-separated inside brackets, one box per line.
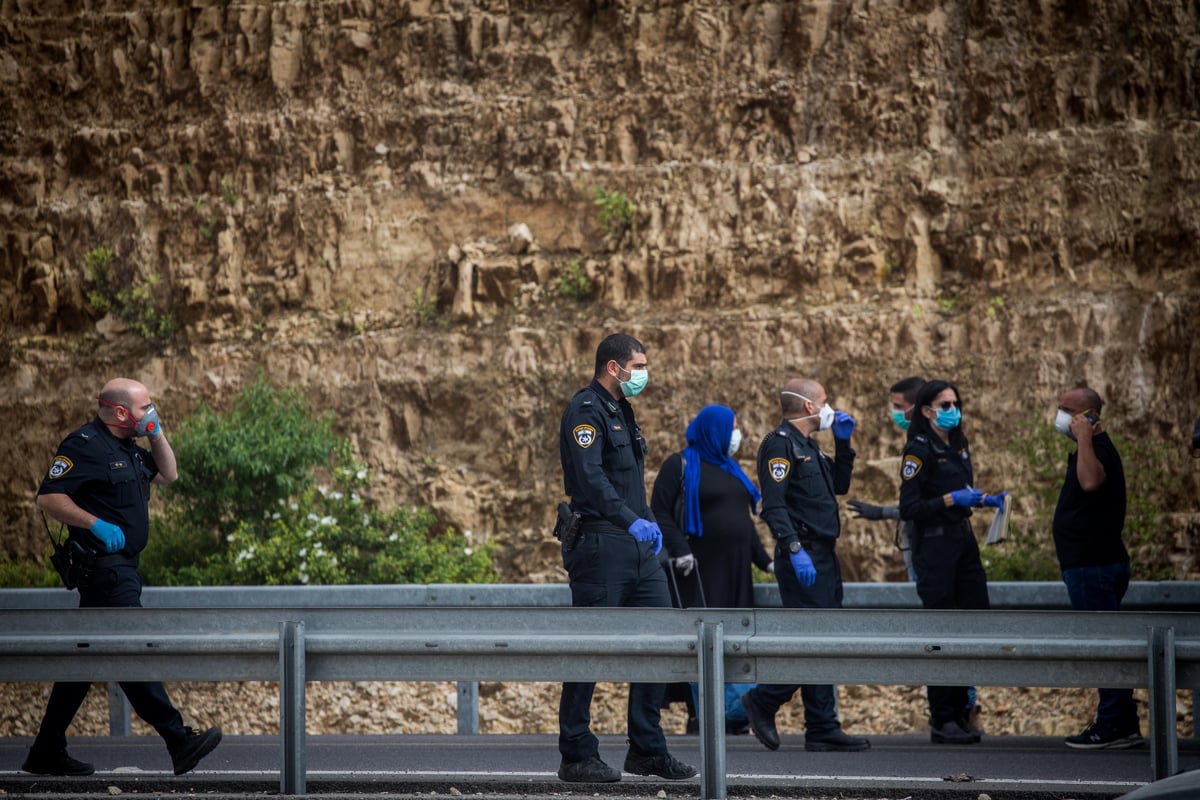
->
[140, 376, 495, 587]
[212, 460, 494, 585]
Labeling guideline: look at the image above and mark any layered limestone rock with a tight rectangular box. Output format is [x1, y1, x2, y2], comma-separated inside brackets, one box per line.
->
[1, 0, 1197, 580]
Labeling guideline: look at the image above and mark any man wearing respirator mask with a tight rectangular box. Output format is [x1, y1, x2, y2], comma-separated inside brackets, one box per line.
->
[27, 378, 222, 777]
[739, 378, 870, 754]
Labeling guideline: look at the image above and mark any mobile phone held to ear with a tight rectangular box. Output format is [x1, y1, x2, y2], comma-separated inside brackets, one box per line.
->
[1083, 410, 1100, 426]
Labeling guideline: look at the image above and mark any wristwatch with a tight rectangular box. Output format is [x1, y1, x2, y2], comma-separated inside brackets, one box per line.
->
[783, 537, 803, 554]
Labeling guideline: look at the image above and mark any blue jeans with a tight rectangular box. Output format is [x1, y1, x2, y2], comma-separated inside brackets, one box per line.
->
[1062, 561, 1139, 731]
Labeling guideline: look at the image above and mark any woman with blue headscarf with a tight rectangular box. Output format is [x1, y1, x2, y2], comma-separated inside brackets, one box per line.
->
[650, 404, 771, 610]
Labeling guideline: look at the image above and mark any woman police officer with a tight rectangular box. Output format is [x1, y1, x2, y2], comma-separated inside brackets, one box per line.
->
[898, 379, 1008, 745]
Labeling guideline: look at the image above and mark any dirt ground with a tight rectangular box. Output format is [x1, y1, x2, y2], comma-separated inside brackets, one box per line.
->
[1, 680, 1193, 742]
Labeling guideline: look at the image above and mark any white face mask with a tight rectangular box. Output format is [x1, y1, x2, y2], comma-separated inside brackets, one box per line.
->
[782, 391, 836, 431]
[1055, 408, 1076, 440]
[727, 428, 743, 457]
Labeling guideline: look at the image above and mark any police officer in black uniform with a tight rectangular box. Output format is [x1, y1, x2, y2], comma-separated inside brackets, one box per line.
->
[738, 378, 871, 753]
[555, 334, 696, 784]
[898, 379, 1007, 745]
[25, 378, 222, 777]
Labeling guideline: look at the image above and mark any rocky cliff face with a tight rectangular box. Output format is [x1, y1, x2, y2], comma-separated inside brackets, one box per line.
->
[2, 0, 1198, 579]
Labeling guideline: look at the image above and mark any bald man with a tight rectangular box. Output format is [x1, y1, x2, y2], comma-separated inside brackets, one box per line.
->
[1053, 387, 1141, 750]
[739, 378, 870, 753]
[26, 378, 221, 777]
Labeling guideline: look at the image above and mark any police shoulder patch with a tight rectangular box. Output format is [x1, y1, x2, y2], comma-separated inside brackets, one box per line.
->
[768, 457, 790, 483]
[901, 455, 923, 481]
[573, 424, 597, 448]
[48, 456, 73, 479]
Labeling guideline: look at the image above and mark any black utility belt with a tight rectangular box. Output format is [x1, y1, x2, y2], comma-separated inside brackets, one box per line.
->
[93, 552, 139, 568]
[786, 537, 836, 551]
[917, 521, 971, 539]
[579, 520, 629, 535]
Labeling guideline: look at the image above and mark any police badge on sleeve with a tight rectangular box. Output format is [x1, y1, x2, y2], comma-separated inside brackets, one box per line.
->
[48, 456, 73, 479]
[901, 455, 922, 480]
[768, 457, 790, 482]
[573, 425, 597, 448]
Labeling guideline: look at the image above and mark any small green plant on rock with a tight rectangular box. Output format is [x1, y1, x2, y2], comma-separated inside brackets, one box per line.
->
[85, 246, 176, 344]
[593, 186, 635, 235]
[413, 288, 438, 326]
[556, 260, 593, 301]
[220, 176, 239, 207]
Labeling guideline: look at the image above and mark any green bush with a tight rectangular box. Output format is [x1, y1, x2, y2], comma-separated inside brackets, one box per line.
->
[979, 523, 1061, 581]
[151, 457, 494, 586]
[141, 375, 496, 587]
[85, 246, 176, 344]
[1112, 432, 1179, 581]
[0, 553, 62, 588]
[159, 376, 339, 538]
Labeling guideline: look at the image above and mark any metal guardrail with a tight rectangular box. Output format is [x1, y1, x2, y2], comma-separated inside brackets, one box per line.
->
[3, 580, 1199, 610]
[4, 582, 1198, 741]
[0, 604, 1198, 797]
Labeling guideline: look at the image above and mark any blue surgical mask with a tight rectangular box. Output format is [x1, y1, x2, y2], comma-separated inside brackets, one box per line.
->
[891, 409, 911, 431]
[934, 406, 961, 430]
[619, 367, 648, 398]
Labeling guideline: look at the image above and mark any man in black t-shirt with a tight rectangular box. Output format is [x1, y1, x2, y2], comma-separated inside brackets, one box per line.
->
[1051, 387, 1141, 750]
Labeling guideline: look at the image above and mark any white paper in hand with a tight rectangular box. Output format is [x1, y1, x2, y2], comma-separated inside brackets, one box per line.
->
[985, 493, 1011, 546]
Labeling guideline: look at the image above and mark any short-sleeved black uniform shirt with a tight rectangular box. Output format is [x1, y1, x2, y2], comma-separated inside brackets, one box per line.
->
[1052, 431, 1128, 570]
[37, 417, 158, 554]
[756, 422, 853, 543]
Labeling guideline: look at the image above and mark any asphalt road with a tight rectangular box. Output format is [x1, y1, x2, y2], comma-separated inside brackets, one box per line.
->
[3, 732, 1199, 799]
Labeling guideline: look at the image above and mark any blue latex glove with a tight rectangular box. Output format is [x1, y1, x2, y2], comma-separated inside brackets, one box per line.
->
[832, 410, 855, 440]
[628, 519, 663, 555]
[982, 491, 1009, 509]
[949, 488, 984, 508]
[789, 549, 817, 587]
[90, 519, 126, 553]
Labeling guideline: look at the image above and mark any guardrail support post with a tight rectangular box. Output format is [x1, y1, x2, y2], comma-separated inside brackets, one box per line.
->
[281, 620, 306, 795]
[697, 620, 726, 800]
[457, 681, 480, 735]
[1148, 625, 1177, 781]
[106, 683, 131, 736]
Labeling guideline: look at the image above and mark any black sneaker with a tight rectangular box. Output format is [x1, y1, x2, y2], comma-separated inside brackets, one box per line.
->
[22, 748, 95, 776]
[739, 690, 781, 751]
[1065, 722, 1144, 750]
[623, 749, 697, 780]
[805, 728, 871, 752]
[931, 720, 977, 745]
[170, 726, 222, 775]
[557, 756, 621, 783]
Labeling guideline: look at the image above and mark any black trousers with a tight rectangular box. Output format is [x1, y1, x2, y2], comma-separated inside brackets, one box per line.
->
[912, 523, 990, 727]
[33, 564, 189, 754]
[558, 527, 671, 762]
[751, 539, 843, 737]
